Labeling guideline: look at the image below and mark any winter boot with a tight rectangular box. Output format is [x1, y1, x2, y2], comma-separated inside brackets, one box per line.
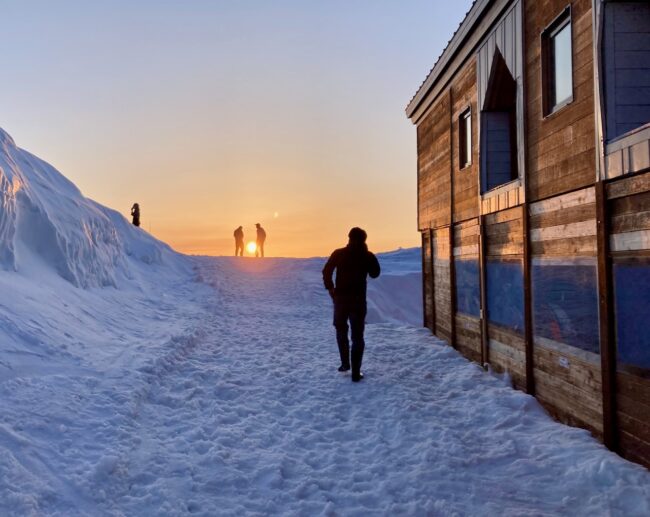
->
[351, 347, 364, 382]
[337, 341, 350, 372]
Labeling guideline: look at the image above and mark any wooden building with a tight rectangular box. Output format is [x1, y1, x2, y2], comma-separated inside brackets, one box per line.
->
[406, 0, 650, 468]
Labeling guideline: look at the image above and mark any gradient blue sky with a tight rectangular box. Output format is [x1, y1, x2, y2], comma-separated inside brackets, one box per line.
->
[3, 0, 473, 256]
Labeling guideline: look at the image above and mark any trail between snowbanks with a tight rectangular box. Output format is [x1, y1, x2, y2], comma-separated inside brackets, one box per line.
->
[2, 254, 650, 516]
[101, 256, 649, 516]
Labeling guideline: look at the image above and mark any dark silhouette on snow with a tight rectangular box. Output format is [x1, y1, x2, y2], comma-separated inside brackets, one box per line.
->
[234, 226, 244, 257]
[322, 227, 380, 382]
[255, 223, 266, 258]
[131, 203, 140, 227]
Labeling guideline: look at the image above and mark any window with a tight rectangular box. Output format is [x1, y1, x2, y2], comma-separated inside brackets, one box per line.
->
[542, 7, 573, 116]
[603, 1, 650, 140]
[459, 108, 472, 169]
[481, 49, 518, 192]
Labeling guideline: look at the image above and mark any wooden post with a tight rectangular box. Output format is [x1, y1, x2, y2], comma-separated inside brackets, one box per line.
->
[449, 225, 457, 349]
[421, 231, 428, 329]
[479, 214, 489, 368]
[430, 229, 436, 331]
[522, 203, 535, 395]
[596, 180, 617, 450]
[449, 89, 457, 350]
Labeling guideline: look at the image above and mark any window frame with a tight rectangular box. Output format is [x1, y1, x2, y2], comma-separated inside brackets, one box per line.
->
[541, 5, 574, 117]
[459, 107, 472, 170]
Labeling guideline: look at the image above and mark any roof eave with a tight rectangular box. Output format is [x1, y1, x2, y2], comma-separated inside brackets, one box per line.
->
[405, 0, 493, 121]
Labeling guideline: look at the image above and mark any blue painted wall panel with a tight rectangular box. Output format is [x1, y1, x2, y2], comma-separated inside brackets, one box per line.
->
[486, 258, 524, 332]
[614, 261, 650, 370]
[455, 258, 480, 317]
[531, 261, 600, 354]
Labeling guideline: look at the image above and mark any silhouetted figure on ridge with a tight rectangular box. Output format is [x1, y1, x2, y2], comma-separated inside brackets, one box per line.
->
[322, 227, 380, 382]
[255, 223, 266, 258]
[234, 226, 244, 257]
[131, 203, 140, 227]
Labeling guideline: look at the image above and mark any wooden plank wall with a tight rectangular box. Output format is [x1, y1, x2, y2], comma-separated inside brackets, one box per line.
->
[433, 227, 452, 343]
[529, 187, 604, 438]
[453, 219, 482, 363]
[485, 207, 527, 390]
[607, 171, 650, 468]
[452, 58, 480, 224]
[525, 0, 596, 201]
[417, 94, 452, 230]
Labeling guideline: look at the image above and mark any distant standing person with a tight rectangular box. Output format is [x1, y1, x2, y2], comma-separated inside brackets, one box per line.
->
[322, 227, 380, 382]
[234, 226, 244, 257]
[131, 203, 140, 227]
[255, 223, 266, 258]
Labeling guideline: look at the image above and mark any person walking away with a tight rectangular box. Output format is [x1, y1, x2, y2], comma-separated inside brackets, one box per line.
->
[322, 227, 380, 382]
[234, 226, 244, 257]
[255, 223, 266, 258]
[131, 203, 140, 227]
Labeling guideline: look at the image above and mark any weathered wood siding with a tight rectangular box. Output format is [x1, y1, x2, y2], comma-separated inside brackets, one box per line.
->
[433, 227, 452, 343]
[452, 58, 480, 224]
[453, 219, 481, 363]
[418, 95, 452, 230]
[529, 187, 603, 437]
[607, 171, 650, 468]
[525, 0, 596, 201]
[484, 207, 526, 390]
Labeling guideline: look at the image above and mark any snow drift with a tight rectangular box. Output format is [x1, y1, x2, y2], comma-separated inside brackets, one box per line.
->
[0, 128, 181, 288]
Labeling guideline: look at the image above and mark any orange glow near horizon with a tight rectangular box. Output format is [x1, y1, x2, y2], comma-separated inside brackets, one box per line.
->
[246, 241, 257, 255]
[0, 1, 478, 258]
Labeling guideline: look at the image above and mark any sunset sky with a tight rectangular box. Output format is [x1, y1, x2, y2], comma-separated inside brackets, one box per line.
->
[3, 0, 473, 257]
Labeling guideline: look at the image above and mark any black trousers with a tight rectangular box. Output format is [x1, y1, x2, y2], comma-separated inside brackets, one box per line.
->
[333, 294, 366, 374]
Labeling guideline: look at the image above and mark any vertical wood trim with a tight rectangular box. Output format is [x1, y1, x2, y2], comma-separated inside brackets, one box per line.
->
[421, 231, 427, 328]
[429, 229, 436, 331]
[596, 180, 617, 450]
[592, 0, 605, 181]
[519, 0, 528, 203]
[522, 203, 535, 394]
[479, 214, 489, 367]
[449, 226, 457, 349]
[449, 89, 457, 349]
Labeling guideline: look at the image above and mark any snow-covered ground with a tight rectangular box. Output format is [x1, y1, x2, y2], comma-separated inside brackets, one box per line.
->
[1, 128, 650, 515]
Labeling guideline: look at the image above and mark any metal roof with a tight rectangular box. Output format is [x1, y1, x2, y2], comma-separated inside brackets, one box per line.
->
[405, 0, 491, 120]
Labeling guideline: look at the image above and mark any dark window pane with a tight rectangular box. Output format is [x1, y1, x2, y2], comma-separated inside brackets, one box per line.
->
[459, 110, 472, 168]
[614, 260, 650, 370]
[487, 258, 524, 332]
[455, 258, 480, 317]
[531, 260, 600, 354]
[551, 22, 572, 107]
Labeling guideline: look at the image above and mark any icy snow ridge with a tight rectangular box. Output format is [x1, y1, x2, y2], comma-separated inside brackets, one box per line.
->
[0, 127, 178, 288]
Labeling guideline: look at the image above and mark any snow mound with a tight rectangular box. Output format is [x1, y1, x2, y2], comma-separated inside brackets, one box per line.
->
[0, 128, 181, 288]
[367, 247, 422, 327]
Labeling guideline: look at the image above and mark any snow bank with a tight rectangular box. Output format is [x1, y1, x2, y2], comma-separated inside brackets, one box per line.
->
[367, 247, 422, 327]
[0, 127, 181, 288]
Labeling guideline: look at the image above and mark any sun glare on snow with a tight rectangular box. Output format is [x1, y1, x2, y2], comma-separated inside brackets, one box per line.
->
[246, 241, 257, 254]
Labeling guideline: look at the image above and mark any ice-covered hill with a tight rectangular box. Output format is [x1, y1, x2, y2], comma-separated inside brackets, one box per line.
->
[0, 128, 184, 288]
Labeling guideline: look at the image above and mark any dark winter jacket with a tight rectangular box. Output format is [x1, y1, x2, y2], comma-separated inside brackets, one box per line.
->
[234, 228, 244, 242]
[256, 227, 266, 243]
[322, 243, 380, 297]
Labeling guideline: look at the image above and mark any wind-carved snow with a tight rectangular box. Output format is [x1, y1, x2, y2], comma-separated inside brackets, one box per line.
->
[0, 129, 649, 515]
[0, 127, 178, 288]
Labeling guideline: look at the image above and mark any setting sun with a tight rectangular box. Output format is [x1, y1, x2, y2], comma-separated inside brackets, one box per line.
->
[246, 241, 257, 255]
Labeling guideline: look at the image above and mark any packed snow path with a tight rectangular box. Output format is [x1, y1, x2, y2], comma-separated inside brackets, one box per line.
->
[2, 255, 650, 516]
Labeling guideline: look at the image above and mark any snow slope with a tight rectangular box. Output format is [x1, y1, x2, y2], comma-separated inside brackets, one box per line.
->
[0, 127, 182, 288]
[1, 129, 649, 515]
